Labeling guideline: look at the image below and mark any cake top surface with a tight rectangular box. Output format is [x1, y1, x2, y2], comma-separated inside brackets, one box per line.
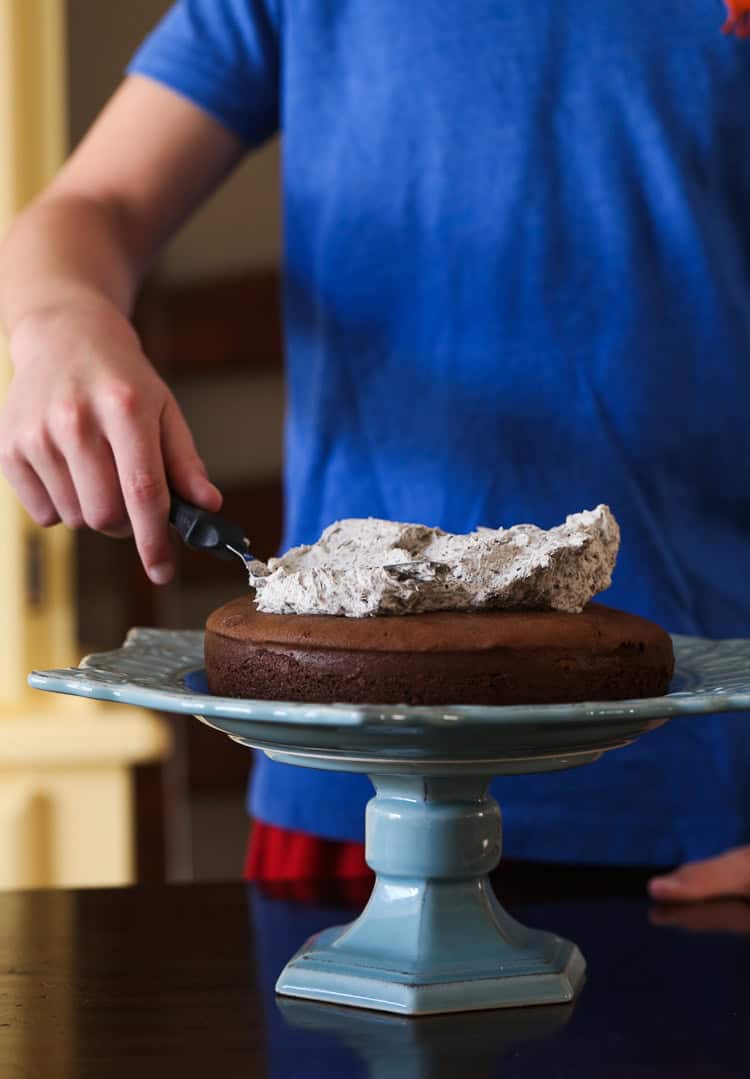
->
[247, 505, 620, 618]
[206, 598, 672, 655]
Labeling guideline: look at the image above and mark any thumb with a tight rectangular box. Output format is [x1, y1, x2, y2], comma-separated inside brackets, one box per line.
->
[160, 396, 222, 511]
[649, 847, 750, 903]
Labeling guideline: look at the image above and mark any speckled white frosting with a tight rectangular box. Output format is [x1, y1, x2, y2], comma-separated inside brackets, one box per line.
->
[248, 505, 620, 618]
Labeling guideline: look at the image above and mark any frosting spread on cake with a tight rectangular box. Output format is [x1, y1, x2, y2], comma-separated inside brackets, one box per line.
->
[247, 505, 620, 618]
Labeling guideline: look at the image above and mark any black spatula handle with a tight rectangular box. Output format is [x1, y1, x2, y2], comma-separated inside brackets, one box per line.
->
[168, 492, 249, 561]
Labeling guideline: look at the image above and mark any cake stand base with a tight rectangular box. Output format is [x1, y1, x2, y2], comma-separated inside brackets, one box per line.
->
[275, 774, 586, 1015]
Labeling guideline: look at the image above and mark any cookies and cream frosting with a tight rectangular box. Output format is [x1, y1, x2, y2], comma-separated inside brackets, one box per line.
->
[247, 505, 620, 618]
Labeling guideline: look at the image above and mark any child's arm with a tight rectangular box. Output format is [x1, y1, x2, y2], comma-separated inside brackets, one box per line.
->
[0, 75, 247, 584]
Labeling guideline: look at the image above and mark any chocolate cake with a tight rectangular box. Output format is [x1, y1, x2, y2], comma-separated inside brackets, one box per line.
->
[204, 598, 674, 706]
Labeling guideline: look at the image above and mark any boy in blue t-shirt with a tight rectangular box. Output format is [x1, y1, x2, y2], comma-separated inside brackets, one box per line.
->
[1, 1, 750, 902]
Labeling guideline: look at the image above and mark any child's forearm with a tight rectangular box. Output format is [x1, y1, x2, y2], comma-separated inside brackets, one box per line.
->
[0, 190, 144, 342]
[2, 73, 245, 344]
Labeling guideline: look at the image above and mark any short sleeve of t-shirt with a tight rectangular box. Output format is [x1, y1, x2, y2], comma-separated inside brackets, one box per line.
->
[127, 0, 279, 147]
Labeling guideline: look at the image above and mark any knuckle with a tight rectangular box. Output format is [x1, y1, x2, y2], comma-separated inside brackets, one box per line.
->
[0, 438, 22, 471]
[103, 381, 141, 417]
[59, 502, 85, 529]
[103, 523, 132, 540]
[31, 507, 59, 528]
[20, 426, 52, 460]
[123, 471, 164, 505]
[85, 504, 127, 533]
[51, 398, 87, 440]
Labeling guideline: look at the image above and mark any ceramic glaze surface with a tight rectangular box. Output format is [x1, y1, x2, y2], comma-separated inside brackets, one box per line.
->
[275, 775, 584, 1013]
[28, 630, 750, 1014]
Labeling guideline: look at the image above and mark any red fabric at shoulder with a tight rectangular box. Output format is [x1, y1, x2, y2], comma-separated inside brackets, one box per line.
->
[723, 0, 750, 37]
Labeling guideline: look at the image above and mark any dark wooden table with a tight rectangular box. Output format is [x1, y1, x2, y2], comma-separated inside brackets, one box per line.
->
[1, 867, 748, 1079]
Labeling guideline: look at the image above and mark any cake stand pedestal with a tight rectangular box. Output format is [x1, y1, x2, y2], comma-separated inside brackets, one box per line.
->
[28, 628, 750, 1016]
[274, 772, 582, 1013]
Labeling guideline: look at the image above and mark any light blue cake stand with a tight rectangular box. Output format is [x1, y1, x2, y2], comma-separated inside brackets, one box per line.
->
[30, 631, 750, 1016]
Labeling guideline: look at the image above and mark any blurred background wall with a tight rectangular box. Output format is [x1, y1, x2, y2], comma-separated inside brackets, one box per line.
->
[67, 0, 282, 281]
[67, 0, 285, 881]
[1, 0, 181, 892]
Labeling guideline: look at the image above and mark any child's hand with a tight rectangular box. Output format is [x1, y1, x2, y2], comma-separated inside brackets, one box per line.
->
[649, 846, 750, 903]
[0, 74, 241, 582]
[0, 299, 222, 584]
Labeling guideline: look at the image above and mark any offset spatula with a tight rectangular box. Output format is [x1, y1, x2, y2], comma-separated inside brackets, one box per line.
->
[168, 492, 257, 569]
[169, 493, 450, 580]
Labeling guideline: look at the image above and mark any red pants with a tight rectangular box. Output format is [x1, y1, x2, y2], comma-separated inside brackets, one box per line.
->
[245, 820, 374, 904]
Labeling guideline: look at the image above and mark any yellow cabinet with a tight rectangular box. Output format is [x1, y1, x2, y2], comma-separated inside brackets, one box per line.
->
[0, 0, 169, 889]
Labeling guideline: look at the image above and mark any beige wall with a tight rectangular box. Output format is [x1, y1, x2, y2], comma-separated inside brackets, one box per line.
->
[66, 0, 282, 281]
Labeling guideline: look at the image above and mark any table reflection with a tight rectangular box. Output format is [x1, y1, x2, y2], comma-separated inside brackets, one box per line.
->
[277, 996, 575, 1079]
[649, 898, 750, 935]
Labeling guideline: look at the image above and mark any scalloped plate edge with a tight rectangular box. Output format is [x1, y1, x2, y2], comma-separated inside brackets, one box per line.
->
[27, 629, 750, 727]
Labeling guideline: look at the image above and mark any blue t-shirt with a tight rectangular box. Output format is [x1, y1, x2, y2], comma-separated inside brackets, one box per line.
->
[130, 1, 750, 865]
